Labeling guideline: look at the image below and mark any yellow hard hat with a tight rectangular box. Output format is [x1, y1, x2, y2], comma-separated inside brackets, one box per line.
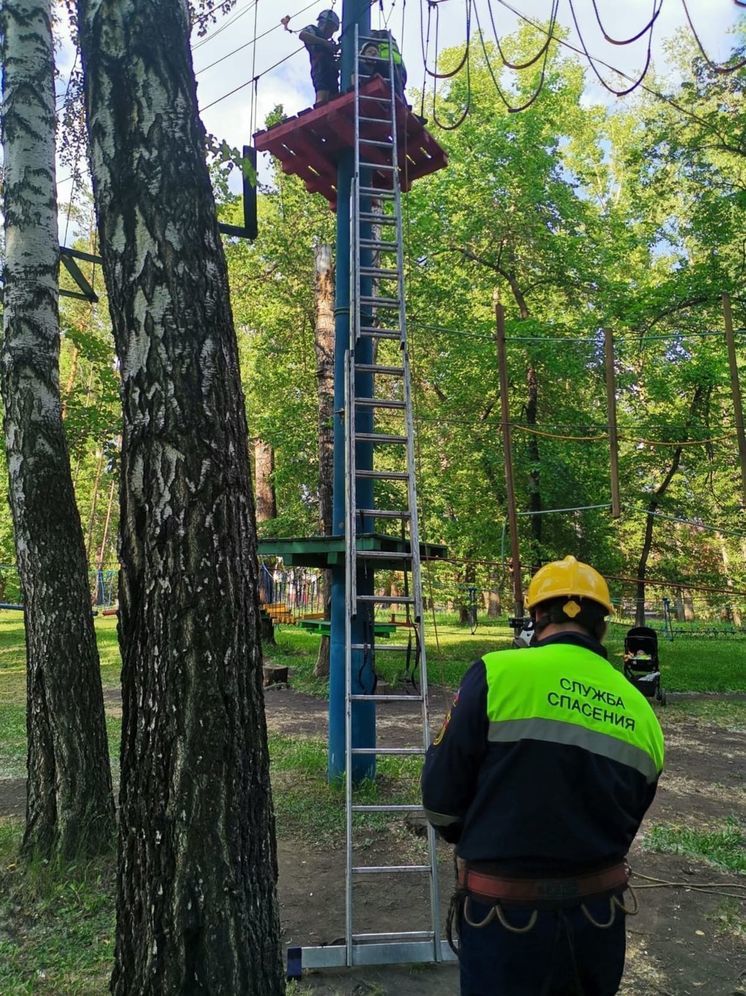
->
[525, 555, 612, 614]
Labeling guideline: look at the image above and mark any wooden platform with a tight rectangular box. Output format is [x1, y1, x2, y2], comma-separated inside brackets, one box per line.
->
[253, 76, 448, 209]
[299, 619, 396, 637]
[258, 534, 448, 570]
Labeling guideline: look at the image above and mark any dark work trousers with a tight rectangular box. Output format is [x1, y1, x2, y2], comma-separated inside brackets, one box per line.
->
[458, 895, 626, 996]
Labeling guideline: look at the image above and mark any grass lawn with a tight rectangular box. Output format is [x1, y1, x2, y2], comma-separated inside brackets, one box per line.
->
[0, 609, 744, 993]
[268, 615, 746, 696]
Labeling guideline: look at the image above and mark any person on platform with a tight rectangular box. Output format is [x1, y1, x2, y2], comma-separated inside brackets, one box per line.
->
[299, 10, 340, 105]
[422, 555, 665, 995]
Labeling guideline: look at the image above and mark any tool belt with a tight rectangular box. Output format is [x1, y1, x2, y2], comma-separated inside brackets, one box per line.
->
[458, 861, 629, 910]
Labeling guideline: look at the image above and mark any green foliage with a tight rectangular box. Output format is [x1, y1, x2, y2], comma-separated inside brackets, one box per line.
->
[644, 818, 746, 873]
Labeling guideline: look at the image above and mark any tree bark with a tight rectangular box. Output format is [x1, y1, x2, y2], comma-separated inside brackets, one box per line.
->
[0, 0, 115, 861]
[634, 387, 704, 626]
[525, 363, 542, 570]
[76, 0, 284, 990]
[254, 439, 277, 522]
[314, 244, 334, 680]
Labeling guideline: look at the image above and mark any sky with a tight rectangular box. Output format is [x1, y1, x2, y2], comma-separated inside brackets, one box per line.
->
[49, 0, 745, 202]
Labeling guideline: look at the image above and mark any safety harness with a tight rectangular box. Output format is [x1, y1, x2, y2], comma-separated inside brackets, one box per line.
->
[446, 860, 638, 950]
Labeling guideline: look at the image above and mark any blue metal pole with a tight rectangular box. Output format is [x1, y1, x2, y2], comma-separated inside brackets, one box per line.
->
[329, 0, 376, 782]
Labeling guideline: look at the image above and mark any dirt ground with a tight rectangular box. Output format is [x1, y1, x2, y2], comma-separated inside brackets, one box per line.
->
[1, 686, 744, 995]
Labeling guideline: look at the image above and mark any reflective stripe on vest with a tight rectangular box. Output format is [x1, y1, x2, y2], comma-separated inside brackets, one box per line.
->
[482, 645, 664, 783]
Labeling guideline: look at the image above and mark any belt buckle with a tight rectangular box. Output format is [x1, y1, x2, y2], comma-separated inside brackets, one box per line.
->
[535, 879, 580, 902]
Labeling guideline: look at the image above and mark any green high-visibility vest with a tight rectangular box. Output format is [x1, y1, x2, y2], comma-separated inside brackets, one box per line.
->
[378, 38, 403, 67]
[482, 645, 664, 783]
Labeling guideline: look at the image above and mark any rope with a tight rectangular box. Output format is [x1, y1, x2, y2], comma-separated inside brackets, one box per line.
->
[590, 0, 663, 46]
[493, 0, 739, 142]
[567, 0, 657, 97]
[486, 0, 556, 70]
[681, 0, 746, 75]
[430, 0, 473, 130]
[423, 0, 472, 79]
[631, 870, 746, 902]
[512, 425, 735, 447]
[474, 0, 557, 114]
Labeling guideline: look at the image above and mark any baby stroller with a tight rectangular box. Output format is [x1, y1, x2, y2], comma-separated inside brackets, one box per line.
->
[623, 626, 666, 705]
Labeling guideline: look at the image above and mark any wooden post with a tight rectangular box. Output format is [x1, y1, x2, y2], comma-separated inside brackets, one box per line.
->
[495, 299, 524, 620]
[604, 328, 621, 518]
[723, 293, 746, 509]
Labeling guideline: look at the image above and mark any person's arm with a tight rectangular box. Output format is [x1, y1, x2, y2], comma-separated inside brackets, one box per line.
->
[421, 660, 488, 843]
[298, 28, 337, 52]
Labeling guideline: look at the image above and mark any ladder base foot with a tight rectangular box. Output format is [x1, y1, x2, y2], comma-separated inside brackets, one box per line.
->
[289, 940, 458, 971]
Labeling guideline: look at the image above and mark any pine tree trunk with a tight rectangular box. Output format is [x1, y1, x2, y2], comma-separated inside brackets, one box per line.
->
[526, 364, 542, 570]
[0, 0, 114, 860]
[314, 244, 334, 680]
[634, 387, 703, 626]
[76, 0, 284, 991]
[254, 439, 277, 522]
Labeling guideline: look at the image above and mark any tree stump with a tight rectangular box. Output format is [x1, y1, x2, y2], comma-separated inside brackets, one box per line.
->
[263, 663, 289, 688]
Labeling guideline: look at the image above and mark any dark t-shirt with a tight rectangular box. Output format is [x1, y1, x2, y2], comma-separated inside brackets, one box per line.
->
[302, 25, 339, 93]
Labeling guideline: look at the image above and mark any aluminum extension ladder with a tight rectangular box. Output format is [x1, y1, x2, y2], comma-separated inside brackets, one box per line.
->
[340, 29, 451, 970]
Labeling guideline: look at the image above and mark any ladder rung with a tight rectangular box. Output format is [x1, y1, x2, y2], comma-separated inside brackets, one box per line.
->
[355, 469, 409, 481]
[351, 747, 424, 755]
[359, 138, 395, 149]
[360, 239, 397, 250]
[352, 930, 435, 941]
[361, 162, 397, 171]
[356, 433, 408, 444]
[349, 650, 416, 658]
[359, 327, 401, 339]
[356, 549, 411, 558]
[359, 115, 391, 125]
[352, 804, 424, 813]
[360, 213, 397, 225]
[351, 693, 422, 702]
[354, 398, 405, 409]
[360, 267, 399, 279]
[356, 508, 410, 519]
[355, 364, 404, 376]
[360, 296, 400, 307]
[359, 95, 393, 104]
[360, 188, 396, 199]
[358, 594, 415, 604]
[352, 864, 431, 873]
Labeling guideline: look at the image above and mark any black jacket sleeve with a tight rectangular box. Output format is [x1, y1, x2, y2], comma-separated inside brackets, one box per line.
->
[421, 660, 488, 843]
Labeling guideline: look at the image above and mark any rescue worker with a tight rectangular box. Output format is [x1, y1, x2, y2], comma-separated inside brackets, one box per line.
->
[371, 29, 407, 98]
[299, 10, 340, 105]
[422, 555, 664, 996]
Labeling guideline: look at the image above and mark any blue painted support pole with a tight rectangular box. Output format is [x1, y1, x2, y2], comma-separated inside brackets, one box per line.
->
[329, 0, 376, 782]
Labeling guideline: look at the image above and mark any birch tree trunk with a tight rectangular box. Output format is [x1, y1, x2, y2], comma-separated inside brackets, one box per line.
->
[76, 0, 283, 989]
[0, 0, 114, 860]
[314, 244, 334, 679]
